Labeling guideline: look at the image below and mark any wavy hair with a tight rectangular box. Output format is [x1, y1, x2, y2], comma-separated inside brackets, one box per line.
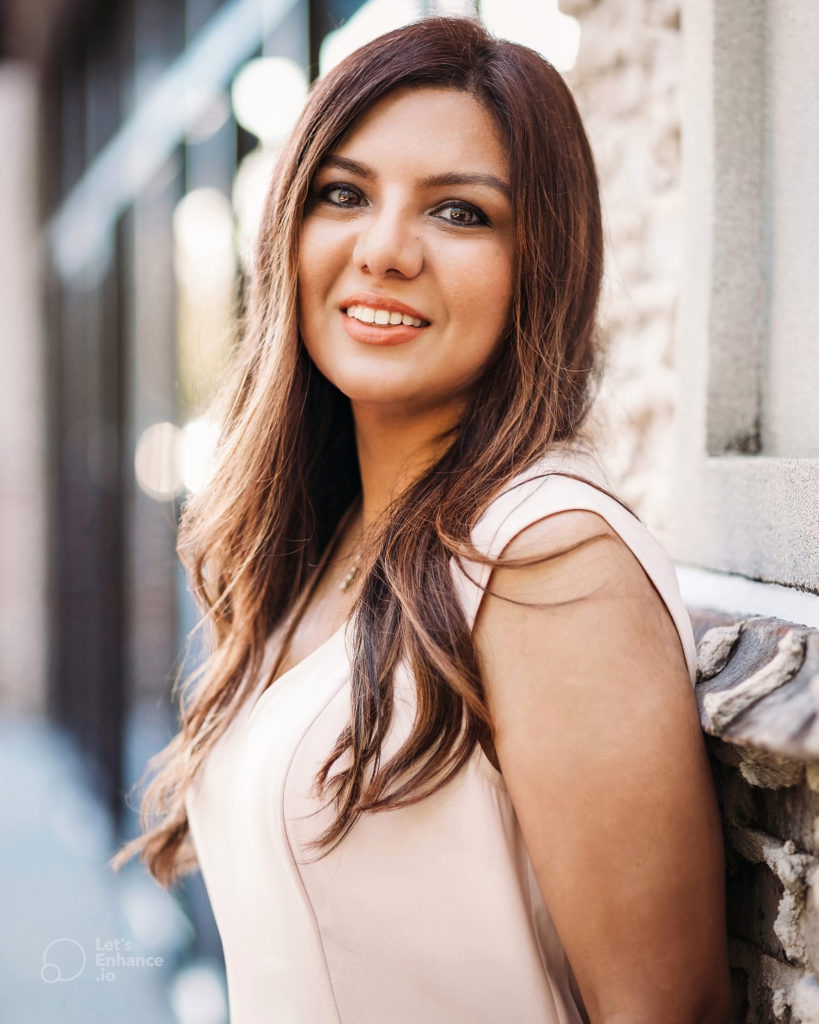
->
[113, 15, 605, 886]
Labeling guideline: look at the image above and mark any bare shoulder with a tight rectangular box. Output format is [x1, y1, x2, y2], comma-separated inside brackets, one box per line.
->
[471, 506, 730, 1019]
[483, 505, 663, 614]
[499, 505, 615, 556]
[474, 503, 691, 716]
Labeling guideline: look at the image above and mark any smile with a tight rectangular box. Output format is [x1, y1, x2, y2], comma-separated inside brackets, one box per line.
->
[344, 304, 427, 328]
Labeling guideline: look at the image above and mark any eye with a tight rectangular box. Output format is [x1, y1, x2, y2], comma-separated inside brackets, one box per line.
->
[433, 201, 489, 227]
[319, 183, 364, 207]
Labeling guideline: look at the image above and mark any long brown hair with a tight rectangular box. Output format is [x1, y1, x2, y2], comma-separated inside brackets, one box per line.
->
[112, 15, 605, 886]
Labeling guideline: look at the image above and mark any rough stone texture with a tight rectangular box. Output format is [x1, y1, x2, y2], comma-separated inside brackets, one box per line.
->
[699, 622, 745, 681]
[693, 612, 819, 762]
[792, 976, 819, 1024]
[693, 608, 819, 1023]
[559, 0, 683, 535]
[704, 629, 807, 732]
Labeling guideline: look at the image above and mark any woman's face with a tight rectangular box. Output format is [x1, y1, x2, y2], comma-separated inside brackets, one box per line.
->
[297, 86, 515, 422]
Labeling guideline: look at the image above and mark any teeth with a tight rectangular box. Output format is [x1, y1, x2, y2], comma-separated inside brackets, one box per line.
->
[346, 304, 424, 328]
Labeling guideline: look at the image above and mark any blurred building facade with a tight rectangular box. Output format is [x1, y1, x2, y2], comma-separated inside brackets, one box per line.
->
[0, 0, 369, 818]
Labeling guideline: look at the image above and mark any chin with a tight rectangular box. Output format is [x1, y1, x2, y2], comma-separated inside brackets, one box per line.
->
[317, 364, 414, 402]
[343, 383, 424, 408]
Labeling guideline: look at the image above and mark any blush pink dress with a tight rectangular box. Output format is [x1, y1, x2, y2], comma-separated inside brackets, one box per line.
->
[185, 447, 698, 1023]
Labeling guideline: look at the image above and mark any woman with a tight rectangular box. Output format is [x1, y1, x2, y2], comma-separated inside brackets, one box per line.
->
[115, 16, 732, 1023]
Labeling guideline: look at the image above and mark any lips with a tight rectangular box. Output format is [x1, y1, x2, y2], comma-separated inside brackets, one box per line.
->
[339, 292, 430, 326]
[339, 310, 427, 347]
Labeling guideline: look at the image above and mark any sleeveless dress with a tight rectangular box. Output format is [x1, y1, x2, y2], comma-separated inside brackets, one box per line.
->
[185, 447, 698, 1024]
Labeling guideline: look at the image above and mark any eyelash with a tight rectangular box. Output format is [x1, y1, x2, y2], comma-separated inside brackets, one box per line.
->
[315, 182, 490, 227]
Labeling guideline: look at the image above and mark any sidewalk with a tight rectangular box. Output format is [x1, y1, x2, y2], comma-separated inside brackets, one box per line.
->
[0, 709, 226, 1024]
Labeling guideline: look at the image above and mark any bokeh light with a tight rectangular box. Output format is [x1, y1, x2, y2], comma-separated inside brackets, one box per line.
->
[481, 0, 581, 72]
[134, 422, 182, 501]
[230, 57, 307, 144]
[180, 416, 219, 495]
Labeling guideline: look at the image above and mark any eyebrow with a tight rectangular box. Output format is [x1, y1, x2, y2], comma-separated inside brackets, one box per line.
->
[319, 154, 512, 200]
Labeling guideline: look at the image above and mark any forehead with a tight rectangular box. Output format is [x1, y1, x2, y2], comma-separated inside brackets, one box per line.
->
[333, 86, 509, 175]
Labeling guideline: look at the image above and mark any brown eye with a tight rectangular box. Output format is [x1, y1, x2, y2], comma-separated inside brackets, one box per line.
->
[321, 184, 363, 206]
[434, 201, 488, 227]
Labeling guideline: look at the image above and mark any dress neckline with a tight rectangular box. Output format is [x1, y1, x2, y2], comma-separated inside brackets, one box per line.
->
[245, 454, 591, 725]
[247, 619, 348, 726]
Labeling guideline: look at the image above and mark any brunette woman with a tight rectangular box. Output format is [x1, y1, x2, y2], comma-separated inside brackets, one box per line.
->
[115, 16, 732, 1023]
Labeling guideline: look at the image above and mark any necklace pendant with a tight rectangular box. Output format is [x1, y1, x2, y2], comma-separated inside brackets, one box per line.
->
[339, 551, 362, 592]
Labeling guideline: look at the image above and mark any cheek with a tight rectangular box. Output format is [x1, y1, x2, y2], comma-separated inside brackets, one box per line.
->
[297, 231, 332, 340]
[299, 215, 337, 280]
[462, 247, 515, 337]
[298, 223, 353, 327]
[297, 227, 322, 304]
[443, 255, 514, 380]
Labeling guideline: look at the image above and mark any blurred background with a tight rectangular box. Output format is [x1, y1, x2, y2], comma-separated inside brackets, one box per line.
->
[0, 1, 610, 1021]
[7, 0, 818, 1016]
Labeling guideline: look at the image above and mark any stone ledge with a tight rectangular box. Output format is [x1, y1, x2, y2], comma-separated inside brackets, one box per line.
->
[692, 609, 819, 763]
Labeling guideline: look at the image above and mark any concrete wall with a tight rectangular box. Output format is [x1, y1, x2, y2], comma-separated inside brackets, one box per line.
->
[563, 0, 819, 592]
[667, 0, 819, 589]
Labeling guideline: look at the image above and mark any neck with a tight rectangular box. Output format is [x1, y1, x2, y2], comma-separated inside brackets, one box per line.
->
[351, 402, 462, 534]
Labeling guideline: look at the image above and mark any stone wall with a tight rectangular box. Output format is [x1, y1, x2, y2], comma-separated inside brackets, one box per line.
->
[692, 609, 819, 1022]
[559, 3, 819, 1018]
[559, 0, 683, 538]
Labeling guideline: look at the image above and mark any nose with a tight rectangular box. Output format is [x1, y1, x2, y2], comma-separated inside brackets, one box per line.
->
[351, 201, 424, 279]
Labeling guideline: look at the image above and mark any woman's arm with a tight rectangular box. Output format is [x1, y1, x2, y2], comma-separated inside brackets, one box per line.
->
[472, 509, 732, 1024]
